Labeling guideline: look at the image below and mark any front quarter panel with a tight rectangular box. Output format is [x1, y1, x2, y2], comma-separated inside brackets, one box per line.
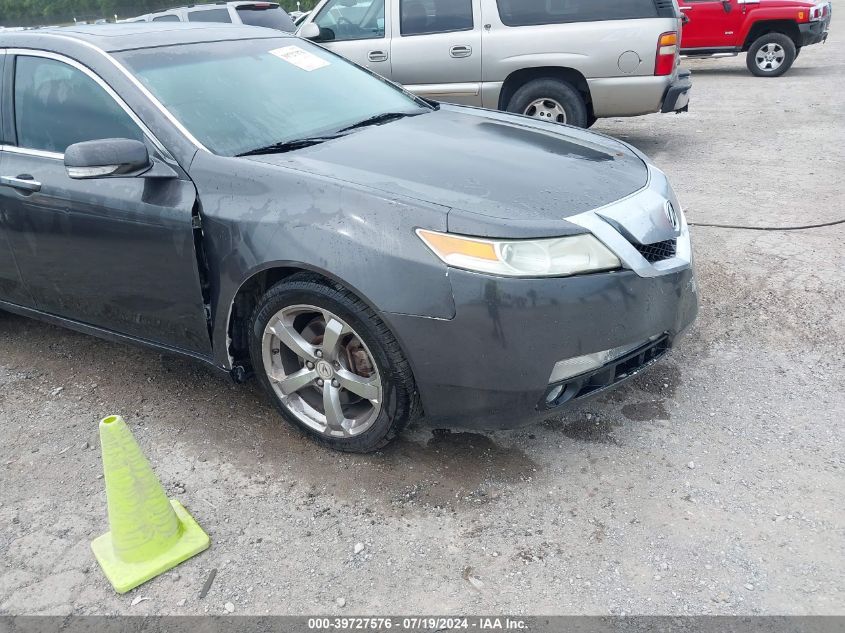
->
[188, 152, 455, 368]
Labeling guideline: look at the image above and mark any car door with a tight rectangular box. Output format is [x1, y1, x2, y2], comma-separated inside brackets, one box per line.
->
[0, 50, 33, 307]
[679, 0, 746, 49]
[307, 0, 392, 77]
[389, 0, 482, 105]
[0, 51, 212, 356]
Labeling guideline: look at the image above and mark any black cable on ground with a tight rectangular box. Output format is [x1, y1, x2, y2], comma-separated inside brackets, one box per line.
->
[688, 218, 845, 231]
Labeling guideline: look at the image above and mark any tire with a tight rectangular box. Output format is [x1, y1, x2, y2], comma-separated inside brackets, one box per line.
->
[746, 33, 796, 77]
[505, 78, 589, 128]
[248, 274, 416, 453]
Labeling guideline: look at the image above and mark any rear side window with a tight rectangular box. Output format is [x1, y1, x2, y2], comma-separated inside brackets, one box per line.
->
[237, 4, 296, 31]
[152, 14, 181, 22]
[13, 56, 144, 154]
[187, 8, 233, 22]
[400, 0, 474, 36]
[496, 0, 658, 27]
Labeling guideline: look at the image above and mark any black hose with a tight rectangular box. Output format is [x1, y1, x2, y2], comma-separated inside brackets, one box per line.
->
[688, 218, 845, 231]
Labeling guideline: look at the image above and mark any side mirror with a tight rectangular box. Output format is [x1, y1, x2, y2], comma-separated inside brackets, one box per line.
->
[298, 22, 321, 40]
[65, 139, 152, 179]
[722, 0, 733, 12]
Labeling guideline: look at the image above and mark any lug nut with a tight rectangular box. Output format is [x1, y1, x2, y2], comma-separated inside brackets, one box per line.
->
[317, 379, 324, 387]
[315, 349, 323, 358]
[332, 379, 340, 388]
[306, 361, 315, 370]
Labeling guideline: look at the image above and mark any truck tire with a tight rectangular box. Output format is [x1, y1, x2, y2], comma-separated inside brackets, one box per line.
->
[746, 33, 797, 77]
[248, 274, 416, 453]
[506, 78, 589, 128]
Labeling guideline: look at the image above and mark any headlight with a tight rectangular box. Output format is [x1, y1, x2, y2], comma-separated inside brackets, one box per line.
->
[416, 229, 621, 278]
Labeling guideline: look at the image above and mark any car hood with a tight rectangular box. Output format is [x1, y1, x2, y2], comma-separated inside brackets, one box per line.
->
[245, 105, 649, 238]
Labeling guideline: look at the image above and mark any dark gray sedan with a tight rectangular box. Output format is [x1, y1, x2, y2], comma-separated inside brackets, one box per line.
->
[0, 24, 697, 452]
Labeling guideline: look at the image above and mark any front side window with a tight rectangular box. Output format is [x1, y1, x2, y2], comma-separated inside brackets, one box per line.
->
[117, 38, 429, 156]
[401, 0, 473, 36]
[14, 56, 144, 154]
[496, 0, 658, 27]
[187, 8, 232, 22]
[313, 0, 385, 41]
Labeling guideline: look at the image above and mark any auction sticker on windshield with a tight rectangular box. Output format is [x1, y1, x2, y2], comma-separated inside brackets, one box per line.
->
[269, 46, 330, 71]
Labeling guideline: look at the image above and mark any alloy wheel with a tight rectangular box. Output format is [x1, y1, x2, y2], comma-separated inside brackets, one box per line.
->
[523, 98, 567, 124]
[755, 43, 785, 72]
[262, 305, 382, 438]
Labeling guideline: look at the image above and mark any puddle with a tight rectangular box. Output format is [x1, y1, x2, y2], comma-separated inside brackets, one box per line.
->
[339, 431, 539, 510]
[218, 415, 539, 512]
[545, 416, 623, 445]
[621, 400, 671, 421]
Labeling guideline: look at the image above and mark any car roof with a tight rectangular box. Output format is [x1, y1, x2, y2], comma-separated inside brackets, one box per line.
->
[0, 22, 289, 53]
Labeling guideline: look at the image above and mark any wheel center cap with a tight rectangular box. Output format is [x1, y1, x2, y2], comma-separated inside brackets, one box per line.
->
[316, 360, 334, 380]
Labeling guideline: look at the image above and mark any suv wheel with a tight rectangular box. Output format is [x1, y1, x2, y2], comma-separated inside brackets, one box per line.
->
[248, 275, 416, 453]
[747, 33, 796, 77]
[506, 78, 589, 128]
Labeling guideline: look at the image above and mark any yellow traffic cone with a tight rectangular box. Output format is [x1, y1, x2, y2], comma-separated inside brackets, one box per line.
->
[91, 415, 210, 594]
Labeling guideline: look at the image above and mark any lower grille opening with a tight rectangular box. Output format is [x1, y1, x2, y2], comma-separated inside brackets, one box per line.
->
[634, 239, 677, 263]
[541, 335, 670, 410]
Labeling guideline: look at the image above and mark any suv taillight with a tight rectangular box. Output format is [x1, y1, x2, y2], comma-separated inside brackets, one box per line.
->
[809, 3, 829, 21]
[655, 32, 678, 76]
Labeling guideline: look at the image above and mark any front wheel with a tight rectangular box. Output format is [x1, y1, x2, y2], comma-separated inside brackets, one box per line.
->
[747, 33, 797, 77]
[506, 78, 589, 128]
[248, 275, 416, 453]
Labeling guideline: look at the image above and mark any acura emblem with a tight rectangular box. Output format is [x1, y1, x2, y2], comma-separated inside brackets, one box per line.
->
[665, 201, 680, 232]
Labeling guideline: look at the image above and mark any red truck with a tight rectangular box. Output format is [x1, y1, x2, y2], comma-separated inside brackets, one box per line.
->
[678, 0, 832, 76]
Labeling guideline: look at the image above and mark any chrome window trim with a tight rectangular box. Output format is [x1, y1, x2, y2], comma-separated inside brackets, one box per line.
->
[38, 35, 211, 153]
[568, 165, 692, 279]
[5, 48, 171, 159]
[0, 145, 64, 160]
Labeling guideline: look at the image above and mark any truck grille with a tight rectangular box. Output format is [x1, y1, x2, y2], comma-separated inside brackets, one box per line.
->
[634, 239, 677, 263]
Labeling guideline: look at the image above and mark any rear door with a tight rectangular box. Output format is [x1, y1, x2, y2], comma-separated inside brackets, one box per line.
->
[0, 50, 33, 306]
[308, 0, 393, 77]
[389, 0, 482, 105]
[0, 51, 212, 355]
[679, 0, 745, 49]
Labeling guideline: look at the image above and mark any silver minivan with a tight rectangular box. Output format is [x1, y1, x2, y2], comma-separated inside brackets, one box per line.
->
[298, 0, 691, 127]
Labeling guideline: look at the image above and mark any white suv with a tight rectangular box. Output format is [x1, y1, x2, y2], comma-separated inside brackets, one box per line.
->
[128, 1, 296, 32]
[298, 0, 692, 128]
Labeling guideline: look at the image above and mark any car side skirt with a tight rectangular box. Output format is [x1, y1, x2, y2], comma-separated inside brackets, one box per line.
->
[0, 299, 230, 379]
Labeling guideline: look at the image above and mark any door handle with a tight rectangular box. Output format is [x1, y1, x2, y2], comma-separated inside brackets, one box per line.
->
[450, 45, 473, 58]
[368, 50, 388, 62]
[0, 175, 42, 193]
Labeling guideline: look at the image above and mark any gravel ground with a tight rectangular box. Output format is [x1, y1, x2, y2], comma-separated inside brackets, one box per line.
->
[1, 11, 843, 617]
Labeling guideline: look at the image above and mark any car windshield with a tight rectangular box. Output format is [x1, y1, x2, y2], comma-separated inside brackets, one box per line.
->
[116, 38, 429, 156]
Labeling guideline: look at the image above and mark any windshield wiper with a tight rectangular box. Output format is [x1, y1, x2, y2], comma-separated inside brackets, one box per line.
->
[236, 112, 424, 156]
[337, 111, 422, 133]
[236, 135, 343, 157]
